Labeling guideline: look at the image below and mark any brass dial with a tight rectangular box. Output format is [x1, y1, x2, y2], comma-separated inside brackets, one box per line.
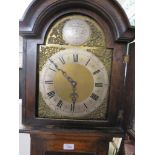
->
[38, 14, 112, 119]
[40, 48, 109, 117]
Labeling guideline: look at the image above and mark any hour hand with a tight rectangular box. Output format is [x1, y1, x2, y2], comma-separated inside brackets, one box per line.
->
[59, 69, 77, 87]
[49, 59, 76, 86]
[70, 91, 78, 112]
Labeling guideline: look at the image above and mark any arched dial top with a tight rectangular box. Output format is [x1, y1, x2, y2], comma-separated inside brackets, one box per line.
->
[45, 15, 106, 47]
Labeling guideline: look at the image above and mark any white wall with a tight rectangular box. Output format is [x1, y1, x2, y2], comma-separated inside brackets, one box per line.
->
[19, 134, 30, 155]
[19, 100, 31, 155]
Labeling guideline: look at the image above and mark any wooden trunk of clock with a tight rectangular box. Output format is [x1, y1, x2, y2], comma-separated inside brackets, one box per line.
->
[30, 129, 123, 155]
[19, 0, 134, 154]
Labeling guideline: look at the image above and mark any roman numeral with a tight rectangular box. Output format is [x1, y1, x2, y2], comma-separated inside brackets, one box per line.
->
[47, 91, 55, 98]
[73, 54, 78, 62]
[90, 93, 99, 101]
[59, 57, 65, 64]
[85, 58, 91, 66]
[49, 59, 55, 65]
[49, 59, 58, 71]
[57, 100, 63, 108]
[45, 81, 53, 84]
[93, 69, 100, 75]
[95, 83, 103, 87]
[49, 68, 56, 72]
[84, 103, 88, 109]
[70, 104, 74, 112]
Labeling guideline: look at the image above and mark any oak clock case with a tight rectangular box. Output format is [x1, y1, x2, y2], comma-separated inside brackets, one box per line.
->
[20, 0, 134, 129]
[20, 1, 134, 155]
[38, 15, 112, 120]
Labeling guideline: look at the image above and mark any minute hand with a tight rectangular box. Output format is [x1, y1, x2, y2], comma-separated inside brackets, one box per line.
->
[49, 59, 77, 87]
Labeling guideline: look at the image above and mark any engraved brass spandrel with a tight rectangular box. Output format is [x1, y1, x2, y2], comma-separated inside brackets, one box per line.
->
[83, 20, 106, 47]
[87, 48, 113, 78]
[38, 92, 63, 118]
[39, 46, 65, 71]
[47, 20, 69, 45]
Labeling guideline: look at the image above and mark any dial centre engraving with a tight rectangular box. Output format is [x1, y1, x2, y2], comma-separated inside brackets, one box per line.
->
[54, 63, 94, 103]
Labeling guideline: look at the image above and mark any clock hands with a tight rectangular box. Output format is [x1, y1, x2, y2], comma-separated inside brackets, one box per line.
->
[49, 59, 78, 111]
[49, 59, 76, 86]
[70, 82, 78, 112]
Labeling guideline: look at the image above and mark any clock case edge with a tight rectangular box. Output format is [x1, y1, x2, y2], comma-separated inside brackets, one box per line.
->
[19, 0, 135, 130]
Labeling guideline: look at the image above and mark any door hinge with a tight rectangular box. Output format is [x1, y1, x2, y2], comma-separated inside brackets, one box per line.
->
[123, 55, 129, 64]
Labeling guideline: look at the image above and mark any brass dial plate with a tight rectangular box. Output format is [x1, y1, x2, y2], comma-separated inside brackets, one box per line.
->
[38, 15, 113, 119]
[40, 49, 109, 117]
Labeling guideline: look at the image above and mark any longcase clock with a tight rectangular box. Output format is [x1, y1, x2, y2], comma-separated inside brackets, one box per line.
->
[19, 0, 134, 154]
